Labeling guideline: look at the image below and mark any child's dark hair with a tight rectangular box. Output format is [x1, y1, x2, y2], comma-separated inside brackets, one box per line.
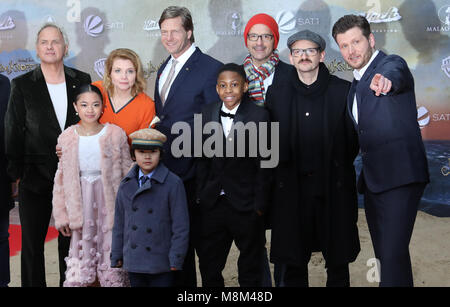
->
[130, 147, 164, 160]
[217, 63, 247, 83]
[74, 83, 104, 104]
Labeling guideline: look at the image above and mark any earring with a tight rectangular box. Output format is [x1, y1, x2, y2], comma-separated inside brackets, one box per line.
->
[75, 112, 79, 116]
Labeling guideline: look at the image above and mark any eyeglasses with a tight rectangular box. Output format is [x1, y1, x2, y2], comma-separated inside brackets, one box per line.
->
[247, 33, 274, 42]
[291, 48, 320, 57]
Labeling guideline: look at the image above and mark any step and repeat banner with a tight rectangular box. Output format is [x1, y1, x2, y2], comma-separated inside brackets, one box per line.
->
[0, 0, 449, 215]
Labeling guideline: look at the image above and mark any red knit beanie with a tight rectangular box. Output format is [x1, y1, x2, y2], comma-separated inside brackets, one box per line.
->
[244, 13, 279, 49]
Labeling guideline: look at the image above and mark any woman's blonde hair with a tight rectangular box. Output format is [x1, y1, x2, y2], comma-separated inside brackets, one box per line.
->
[103, 48, 146, 97]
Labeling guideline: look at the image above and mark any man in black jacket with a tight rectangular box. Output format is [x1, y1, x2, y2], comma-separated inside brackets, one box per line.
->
[5, 23, 91, 287]
[267, 30, 360, 287]
[0, 74, 14, 287]
[242, 13, 293, 286]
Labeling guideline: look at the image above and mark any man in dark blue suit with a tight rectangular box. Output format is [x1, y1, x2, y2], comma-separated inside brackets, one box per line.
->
[0, 74, 14, 287]
[333, 15, 429, 287]
[155, 6, 223, 287]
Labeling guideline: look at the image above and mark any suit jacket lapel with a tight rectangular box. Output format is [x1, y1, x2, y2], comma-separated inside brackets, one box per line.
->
[31, 67, 61, 135]
[354, 51, 386, 125]
[64, 66, 82, 129]
[163, 48, 201, 109]
[348, 79, 359, 128]
[361, 50, 386, 83]
[155, 57, 170, 112]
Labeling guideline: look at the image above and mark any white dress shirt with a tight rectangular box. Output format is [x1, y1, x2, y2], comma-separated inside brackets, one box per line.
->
[47, 82, 67, 131]
[352, 50, 379, 124]
[158, 44, 197, 101]
[220, 102, 240, 137]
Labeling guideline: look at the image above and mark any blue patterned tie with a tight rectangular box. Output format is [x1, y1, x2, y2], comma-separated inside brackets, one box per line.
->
[139, 175, 149, 187]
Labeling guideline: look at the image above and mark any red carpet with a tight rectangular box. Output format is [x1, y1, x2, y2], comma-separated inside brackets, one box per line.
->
[8, 225, 59, 257]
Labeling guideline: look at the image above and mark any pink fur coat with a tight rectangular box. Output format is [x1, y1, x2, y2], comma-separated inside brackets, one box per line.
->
[52, 123, 133, 231]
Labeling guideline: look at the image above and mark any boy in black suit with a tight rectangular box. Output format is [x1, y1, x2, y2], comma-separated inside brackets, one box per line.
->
[196, 63, 272, 287]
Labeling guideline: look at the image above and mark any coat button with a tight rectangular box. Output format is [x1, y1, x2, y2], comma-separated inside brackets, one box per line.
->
[146, 247, 151, 252]
[131, 244, 137, 249]
[132, 207, 138, 212]
[279, 182, 284, 188]
[132, 225, 137, 231]
[147, 228, 152, 233]
[148, 209, 153, 214]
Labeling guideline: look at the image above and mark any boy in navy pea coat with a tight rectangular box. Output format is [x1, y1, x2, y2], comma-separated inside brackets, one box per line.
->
[111, 127, 189, 287]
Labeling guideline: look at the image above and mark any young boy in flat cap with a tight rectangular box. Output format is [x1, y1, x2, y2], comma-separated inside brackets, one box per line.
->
[111, 128, 189, 287]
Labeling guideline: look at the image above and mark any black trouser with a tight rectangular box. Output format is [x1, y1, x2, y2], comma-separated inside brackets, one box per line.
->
[280, 262, 350, 287]
[173, 178, 198, 287]
[0, 210, 10, 287]
[364, 182, 426, 287]
[18, 187, 70, 287]
[128, 271, 174, 287]
[198, 195, 265, 287]
[278, 173, 350, 287]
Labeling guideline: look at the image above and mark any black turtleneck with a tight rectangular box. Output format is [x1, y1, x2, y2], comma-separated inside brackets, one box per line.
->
[292, 63, 330, 188]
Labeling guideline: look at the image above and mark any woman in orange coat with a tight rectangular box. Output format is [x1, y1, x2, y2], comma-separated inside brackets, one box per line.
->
[93, 48, 155, 138]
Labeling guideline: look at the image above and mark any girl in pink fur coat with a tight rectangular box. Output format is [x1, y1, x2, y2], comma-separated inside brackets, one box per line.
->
[52, 84, 133, 287]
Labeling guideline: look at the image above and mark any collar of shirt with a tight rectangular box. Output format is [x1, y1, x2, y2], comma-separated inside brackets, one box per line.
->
[221, 102, 240, 116]
[170, 43, 196, 70]
[158, 44, 196, 95]
[221, 103, 240, 137]
[353, 50, 379, 81]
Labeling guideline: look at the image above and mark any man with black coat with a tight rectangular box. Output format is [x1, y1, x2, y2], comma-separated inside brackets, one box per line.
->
[4, 24, 91, 287]
[0, 73, 14, 287]
[267, 30, 360, 287]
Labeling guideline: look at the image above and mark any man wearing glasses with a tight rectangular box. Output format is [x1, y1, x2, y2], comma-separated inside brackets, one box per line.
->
[242, 13, 293, 286]
[243, 13, 293, 107]
[268, 30, 360, 287]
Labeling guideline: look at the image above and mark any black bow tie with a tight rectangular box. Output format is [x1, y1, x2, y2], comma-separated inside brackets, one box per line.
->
[220, 110, 235, 119]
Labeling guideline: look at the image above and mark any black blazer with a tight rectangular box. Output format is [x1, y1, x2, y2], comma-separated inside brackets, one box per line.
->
[349, 51, 429, 193]
[0, 74, 13, 212]
[196, 98, 272, 213]
[4, 65, 91, 194]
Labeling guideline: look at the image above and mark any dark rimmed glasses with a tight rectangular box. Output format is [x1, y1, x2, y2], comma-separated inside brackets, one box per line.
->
[291, 48, 320, 57]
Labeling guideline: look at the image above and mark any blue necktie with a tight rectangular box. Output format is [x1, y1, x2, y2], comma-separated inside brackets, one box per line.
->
[139, 175, 149, 187]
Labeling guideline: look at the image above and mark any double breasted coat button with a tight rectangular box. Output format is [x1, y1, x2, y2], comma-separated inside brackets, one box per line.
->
[148, 209, 153, 214]
[132, 207, 138, 212]
[146, 247, 151, 252]
[147, 228, 152, 233]
[132, 225, 137, 231]
[131, 243, 137, 249]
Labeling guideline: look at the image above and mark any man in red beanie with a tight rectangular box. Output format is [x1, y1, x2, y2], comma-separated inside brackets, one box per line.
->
[243, 13, 293, 107]
[242, 13, 295, 287]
